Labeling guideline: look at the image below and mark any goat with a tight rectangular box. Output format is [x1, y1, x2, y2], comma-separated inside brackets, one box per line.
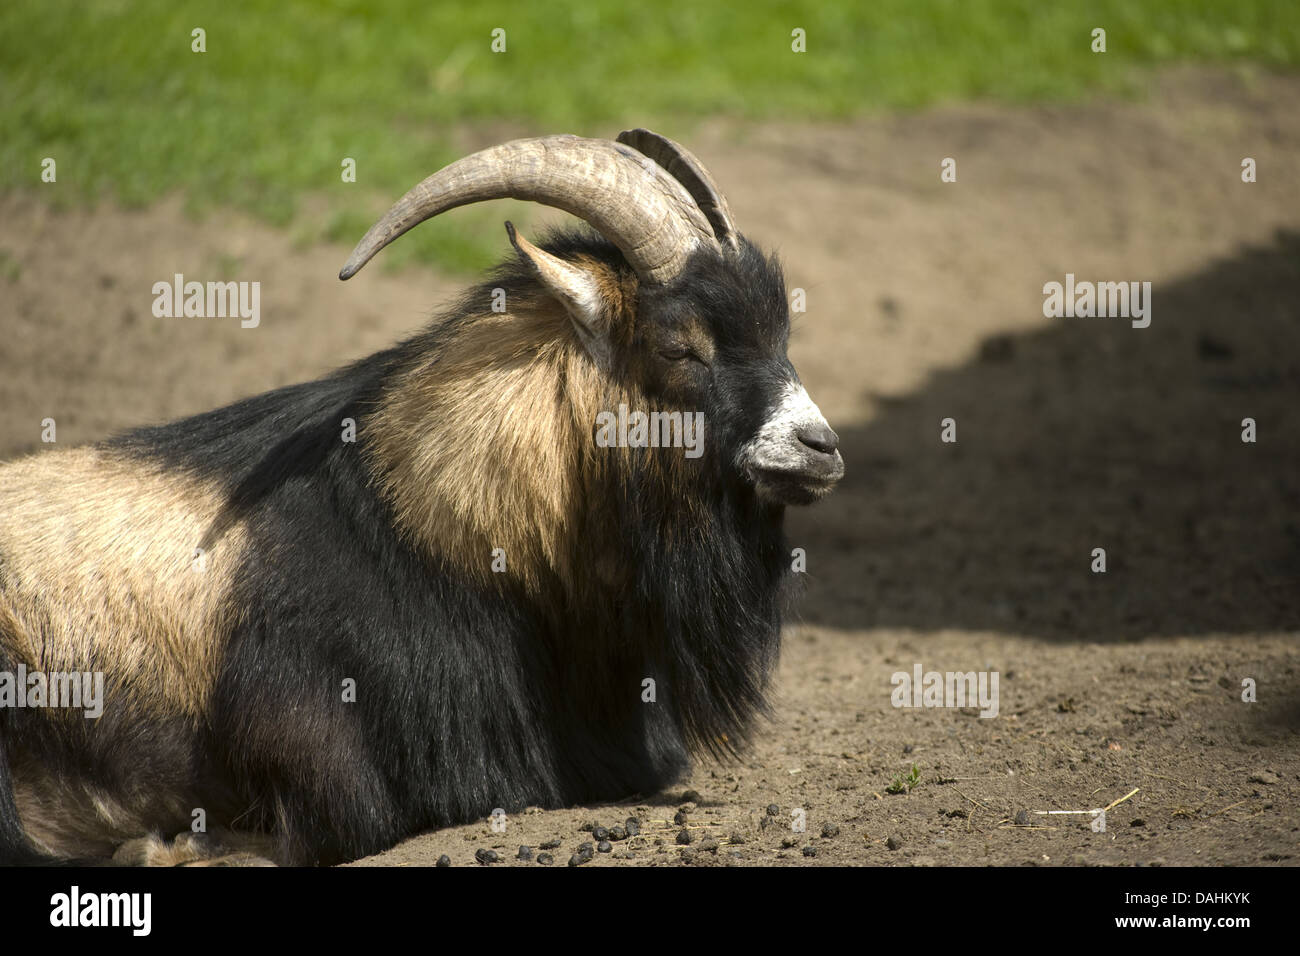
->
[0, 130, 843, 865]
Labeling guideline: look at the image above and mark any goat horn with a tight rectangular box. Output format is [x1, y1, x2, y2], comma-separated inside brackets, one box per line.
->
[339, 134, 716, 285]
[617, 128, 739, 250]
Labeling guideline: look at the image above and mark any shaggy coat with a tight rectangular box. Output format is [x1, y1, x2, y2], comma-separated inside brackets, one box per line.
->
[0, 230, 816, 865]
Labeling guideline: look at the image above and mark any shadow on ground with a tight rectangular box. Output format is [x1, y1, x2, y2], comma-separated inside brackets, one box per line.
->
[793, 230, 1300, 641]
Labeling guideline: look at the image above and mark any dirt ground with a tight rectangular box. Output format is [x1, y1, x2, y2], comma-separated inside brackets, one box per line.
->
[1, 68, 1296, 866]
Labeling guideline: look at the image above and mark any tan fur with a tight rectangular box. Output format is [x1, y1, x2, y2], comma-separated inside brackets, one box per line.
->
[113, 828, 278, 867]
[0, 446, 245, 721]
[11, 755, 196, 858]
[369, 294, 603, 595]
[367, 260, 702, 596]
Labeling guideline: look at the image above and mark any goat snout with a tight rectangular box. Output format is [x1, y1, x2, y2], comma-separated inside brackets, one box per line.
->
[740, 384, 844, 505]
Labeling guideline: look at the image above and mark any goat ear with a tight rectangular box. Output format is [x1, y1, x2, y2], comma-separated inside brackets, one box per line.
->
[505, 222, 613, 367]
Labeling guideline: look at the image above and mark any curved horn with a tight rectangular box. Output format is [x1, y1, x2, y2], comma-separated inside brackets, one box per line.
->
[339, 135, 716, 285]
[617, 128, 739, 250]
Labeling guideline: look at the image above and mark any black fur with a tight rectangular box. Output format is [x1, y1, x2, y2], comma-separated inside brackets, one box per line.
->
[0, 702, 44, 865]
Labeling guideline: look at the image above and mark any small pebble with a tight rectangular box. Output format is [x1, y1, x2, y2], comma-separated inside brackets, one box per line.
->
[436, 855, 451, 867]
[802, 846, 817, 857]
[597, 840, 612, 853]
[821, 823, 840, 838]
[625, 817, 641, 837]
[680, 847, 696, 863]
[540, 838, 561, 850]
[1014, 810, 1031, 826]
[700, 838, 719, 854]
[887, 834, 904, 851]
[673, 810, 689, 826]
[592, 826, 610, 841]
[474, 848, 498, 865]
[766, 804, 780, 817]
[568, 853, 588, 867]
[608, 826, 627, 841]
[536, 852, 554, 866]
[517, 846, 533, 861]
[676, 829, 693, 845]
[728, 832, 747, 845]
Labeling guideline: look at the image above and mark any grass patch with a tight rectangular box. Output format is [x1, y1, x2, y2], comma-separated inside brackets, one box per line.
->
[3, 0, 1297, 271]
[0, 249, 20, 283]
[887, 765, 922, 795]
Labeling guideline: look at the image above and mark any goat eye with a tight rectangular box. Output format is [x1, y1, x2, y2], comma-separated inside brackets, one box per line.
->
[659, 346, 709, 368]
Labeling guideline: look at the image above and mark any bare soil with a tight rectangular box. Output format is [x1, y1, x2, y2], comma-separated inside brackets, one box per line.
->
[1, 68, 1297, 867]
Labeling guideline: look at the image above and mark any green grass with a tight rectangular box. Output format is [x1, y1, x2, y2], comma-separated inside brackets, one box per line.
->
[887, 764, 922, 795]
[3, 0, 1297, 271]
